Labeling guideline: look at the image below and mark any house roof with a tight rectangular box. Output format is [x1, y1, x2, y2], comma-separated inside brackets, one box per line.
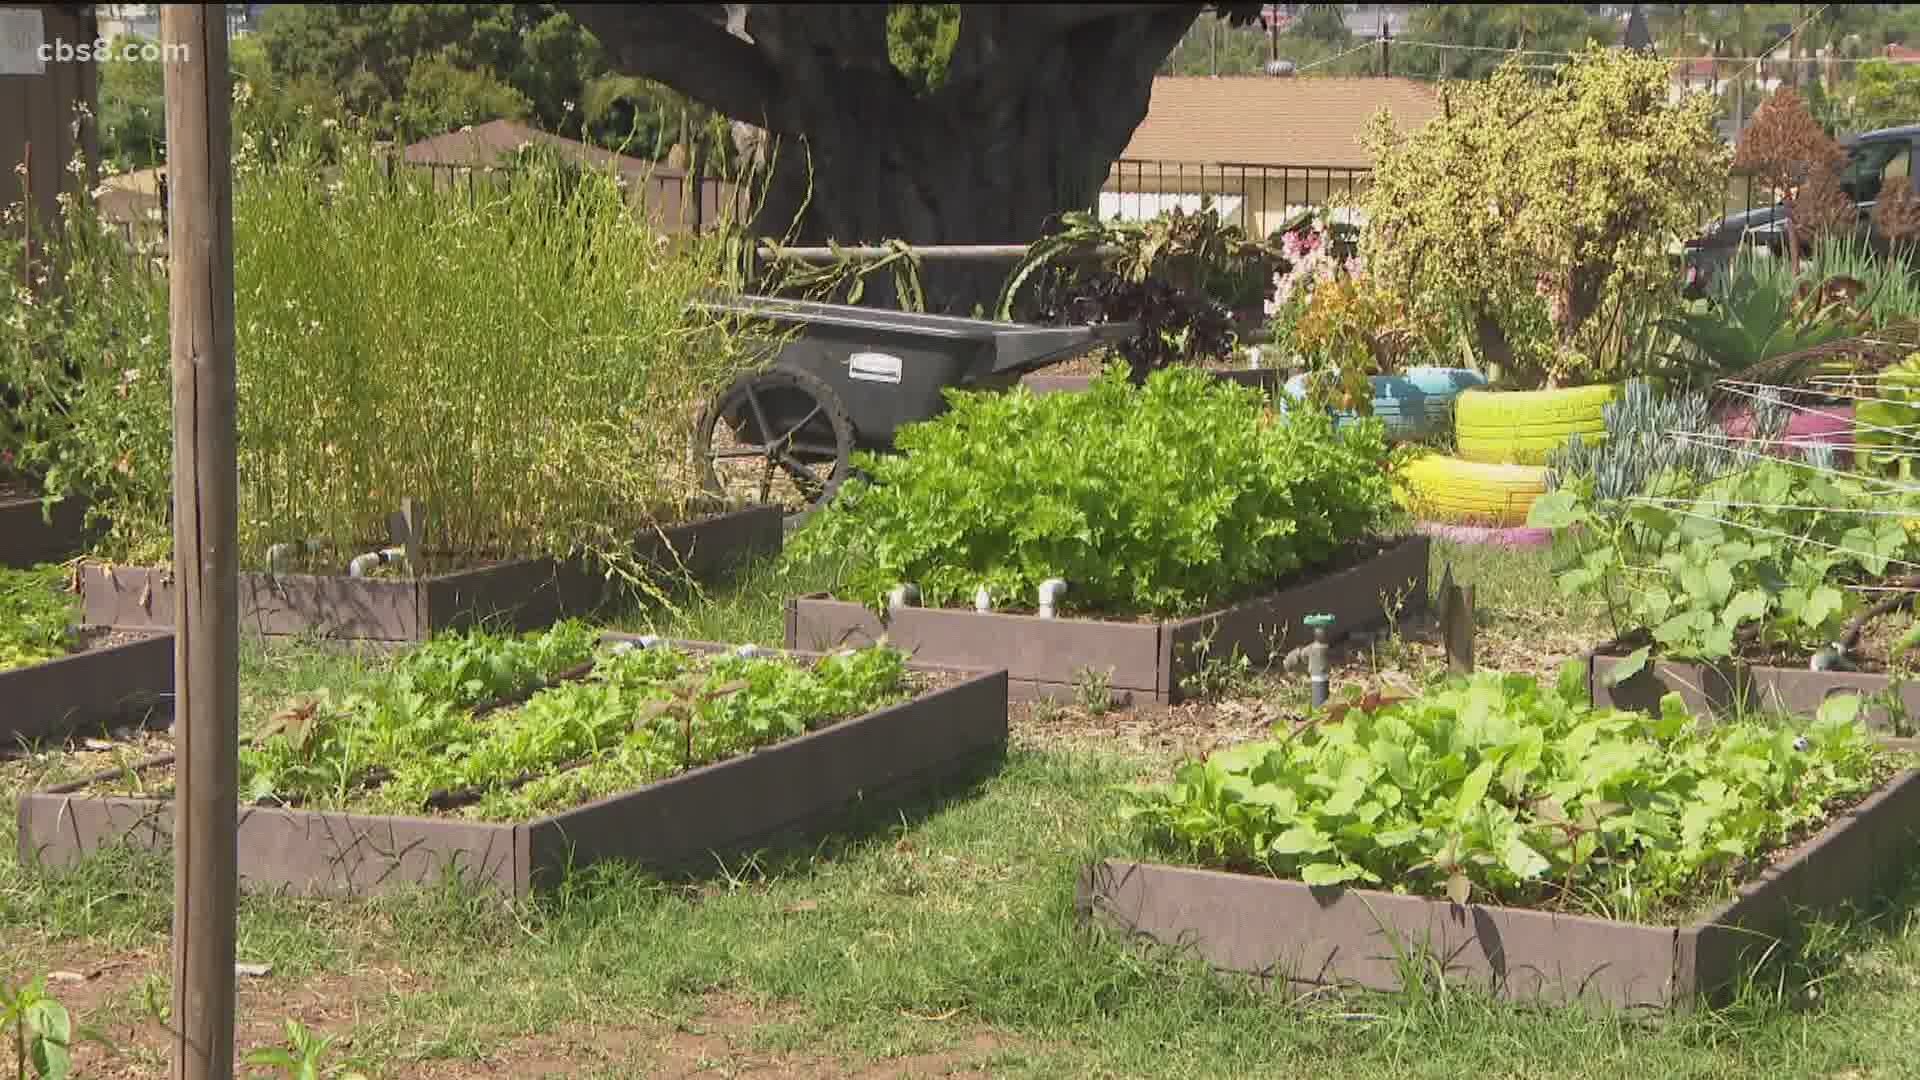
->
[1120, 77, 1441, 168]
[402, 118, 688, 178]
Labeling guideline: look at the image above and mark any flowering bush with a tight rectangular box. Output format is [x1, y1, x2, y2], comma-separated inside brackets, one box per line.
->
[1360, 45, 1728, 388]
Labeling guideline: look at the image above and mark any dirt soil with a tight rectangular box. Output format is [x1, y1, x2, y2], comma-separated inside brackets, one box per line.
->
[2, 945, 1013, 1078]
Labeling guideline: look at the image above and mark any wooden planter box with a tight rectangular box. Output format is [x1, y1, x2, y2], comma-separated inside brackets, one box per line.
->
[1080, 769, 1920, 1010]
[1586, 647, 1920, 731]
[77, 505, 784, 643]
[786, 536, 1430, 704]
[1019, 369, 1284, 397]
[17, 639, 1009, 898]
[0, 634, 173, 745]
[0, 492, 91, 568]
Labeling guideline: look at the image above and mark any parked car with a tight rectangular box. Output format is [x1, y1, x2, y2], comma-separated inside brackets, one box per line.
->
[1682, 124, 1920, 297]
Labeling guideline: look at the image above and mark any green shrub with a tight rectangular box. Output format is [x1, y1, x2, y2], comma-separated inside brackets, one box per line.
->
[0, 564, 75, 671]
[1360, 45, 1728, 388]
[2, 130, 752, 572]
[788, 365, 1396, 617]
[1122, 666, 1888, 920]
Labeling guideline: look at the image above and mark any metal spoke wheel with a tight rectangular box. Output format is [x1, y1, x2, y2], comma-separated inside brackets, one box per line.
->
[691, 366, 857, 521]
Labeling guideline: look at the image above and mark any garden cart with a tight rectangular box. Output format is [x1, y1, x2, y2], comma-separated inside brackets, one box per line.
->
[689, 294, 1134, 517]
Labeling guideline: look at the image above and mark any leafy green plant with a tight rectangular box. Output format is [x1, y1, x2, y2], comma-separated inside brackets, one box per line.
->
[244, 1019, 366, 1080]
[1530, 459, 1916, 674]
[3, 977, 76, 1080]
[997, 203, 1280, 380]
[1855, 351, 1920, 480]
[787, 366, 1396, 618]
[2, 124, 754, 572]
[238, 637, 912, 821]
[1122, 666, 1887, 920]
[0, 565, 77, 672]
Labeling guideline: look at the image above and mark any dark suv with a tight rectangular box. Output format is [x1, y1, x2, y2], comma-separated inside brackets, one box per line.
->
[1682, 124, 1920, 297]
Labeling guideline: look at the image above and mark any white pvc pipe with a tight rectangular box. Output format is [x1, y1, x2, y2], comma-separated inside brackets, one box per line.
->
[887, 584, 921, 612]
[975, 586, 992, 613]
[347, 546, 407, 579]
[1037, 579, 1068, 619]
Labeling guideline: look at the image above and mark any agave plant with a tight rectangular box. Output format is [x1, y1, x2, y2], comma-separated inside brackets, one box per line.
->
[1657, 262, 1873, 389]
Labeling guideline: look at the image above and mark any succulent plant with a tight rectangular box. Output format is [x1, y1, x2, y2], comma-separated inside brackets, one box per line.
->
[1545, 378, 1789, 503]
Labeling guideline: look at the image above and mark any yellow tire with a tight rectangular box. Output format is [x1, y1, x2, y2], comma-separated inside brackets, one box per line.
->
[1397, 454, 1550, 528]
[1454, 384, 1622, 466]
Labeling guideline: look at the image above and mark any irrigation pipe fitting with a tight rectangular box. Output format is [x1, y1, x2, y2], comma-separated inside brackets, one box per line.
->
[347, 547, 408, 579]
[266, 539, 321, 575]
[1304, 613, 1336, 708]
[975, 586, 993, 613]
[1037, 579, 1068, 619]
[887, 584, 922, 613]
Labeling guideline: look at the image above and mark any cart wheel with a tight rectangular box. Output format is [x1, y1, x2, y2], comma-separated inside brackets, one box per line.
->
[692, 366, 856, 519]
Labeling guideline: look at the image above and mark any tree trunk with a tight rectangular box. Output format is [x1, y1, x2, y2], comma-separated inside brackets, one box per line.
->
[749, 76, 1156, 315]
[567, 5, 1209, 317]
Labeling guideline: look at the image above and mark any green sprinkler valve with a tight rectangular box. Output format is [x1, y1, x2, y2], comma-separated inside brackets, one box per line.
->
[1304, 613, 1335, 708]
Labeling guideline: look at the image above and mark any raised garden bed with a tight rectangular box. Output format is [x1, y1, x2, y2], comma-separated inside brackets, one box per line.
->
[1086, 668, 1920, 1010]
[77, 505, 784, 642]
[16, 636, 1008, 898]
[1082, 768, 1920, 1010]
[0, 632, 173, 745]
[786, 535, 1429, 704]
[1587, 646, 1920, 731]
[0, 489, 91, 569]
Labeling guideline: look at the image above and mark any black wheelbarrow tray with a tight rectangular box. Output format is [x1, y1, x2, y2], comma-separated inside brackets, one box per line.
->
[689, 294, 1137, 515]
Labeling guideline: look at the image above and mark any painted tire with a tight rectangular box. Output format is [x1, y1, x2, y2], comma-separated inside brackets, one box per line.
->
[1281, 367, 1487, 441]
[1722, 403, 1854, 464]
[1395, 454, 1550, 528]
[1454, 384, 1622, 466]
[1414, 520, 1556, 549]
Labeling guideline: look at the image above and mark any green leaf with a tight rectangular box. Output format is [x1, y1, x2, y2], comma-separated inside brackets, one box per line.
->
[1818, 693, 1862, 728]
[1452, 761, 1495, 822]
[1722, 588, 1769, 629]
[1802, 585, 1846, 631]
[1602, 646, 1650, 688]
[1526, 490, 1584, 530]
[1270, 825, 1334, 856]
[1300, 861, 1365, 887]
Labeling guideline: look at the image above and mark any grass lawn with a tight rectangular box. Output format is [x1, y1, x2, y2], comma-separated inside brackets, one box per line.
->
[5, 541, 1920, 1078]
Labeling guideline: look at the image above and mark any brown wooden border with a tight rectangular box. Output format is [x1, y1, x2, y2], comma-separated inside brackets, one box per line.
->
[1079, 769, 1920, 1010]
[0, 634, 173, 746]
[76, 505, 784, 642]
[16, 639, 1008, 898]
[1586, 647, 1920, 730]
[786, 536, 1430, 704]
[0, 492, 92, 568]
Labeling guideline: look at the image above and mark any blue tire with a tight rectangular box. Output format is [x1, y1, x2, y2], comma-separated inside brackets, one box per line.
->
[1281, 367, 1486, 441]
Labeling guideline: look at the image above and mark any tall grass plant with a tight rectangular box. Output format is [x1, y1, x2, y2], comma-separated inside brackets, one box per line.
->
[3, 127, 757, 575]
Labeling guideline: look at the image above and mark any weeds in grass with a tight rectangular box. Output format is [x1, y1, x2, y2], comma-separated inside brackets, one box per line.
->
[245, 1019, 367, 1080]
[1074, 667, 1115, 716]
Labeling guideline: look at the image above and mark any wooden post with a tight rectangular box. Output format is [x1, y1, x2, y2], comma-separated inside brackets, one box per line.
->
[161, 6, 238, 1080]
[1439, 564, 1476, 676]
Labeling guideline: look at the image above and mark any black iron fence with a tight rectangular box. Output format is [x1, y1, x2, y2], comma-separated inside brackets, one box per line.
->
[1100, 159, 1778, 236]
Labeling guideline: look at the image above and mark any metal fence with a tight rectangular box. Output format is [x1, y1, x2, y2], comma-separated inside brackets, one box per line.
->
[1101, 159, 1778, 235]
